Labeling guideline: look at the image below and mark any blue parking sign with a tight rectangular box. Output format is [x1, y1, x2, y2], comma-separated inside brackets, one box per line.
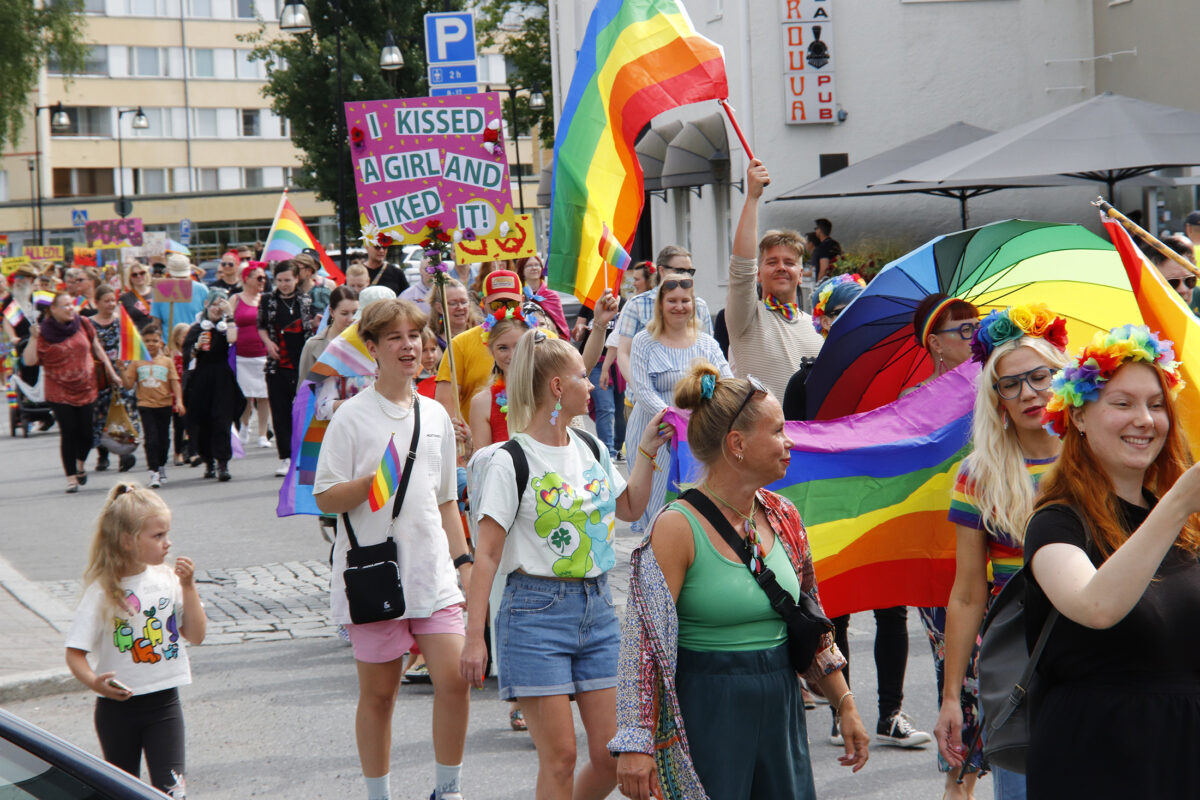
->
[424, 12, 476, 66]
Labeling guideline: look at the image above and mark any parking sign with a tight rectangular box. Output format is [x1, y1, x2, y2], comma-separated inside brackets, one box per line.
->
[424, 12, 476, 65]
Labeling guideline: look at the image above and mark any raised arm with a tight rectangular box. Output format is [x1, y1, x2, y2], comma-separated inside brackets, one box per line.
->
[733, 159, 769, 259]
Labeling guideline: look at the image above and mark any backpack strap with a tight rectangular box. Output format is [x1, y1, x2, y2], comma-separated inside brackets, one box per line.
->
[500, 428, 604, 513]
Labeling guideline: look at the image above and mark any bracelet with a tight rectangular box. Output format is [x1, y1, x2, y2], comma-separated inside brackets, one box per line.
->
[833, 689, 854, 714]
[637, 445, 662, 472]
[453, 553, 474, 569]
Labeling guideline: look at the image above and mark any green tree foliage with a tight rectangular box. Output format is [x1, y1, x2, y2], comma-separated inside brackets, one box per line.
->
[0, 0, 88, 152]
[477, 0, 553, 150]
[242, 0, 464, 237]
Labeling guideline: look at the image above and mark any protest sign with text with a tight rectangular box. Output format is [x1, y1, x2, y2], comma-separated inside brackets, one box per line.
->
[86, 217, 144, 248]
[1, 257, 31, 276]
[24, 245, 64, 261]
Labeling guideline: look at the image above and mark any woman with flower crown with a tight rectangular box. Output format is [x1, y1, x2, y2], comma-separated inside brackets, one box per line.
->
[1023, 324, 1200, 798]
[931, 304, 1070, 800]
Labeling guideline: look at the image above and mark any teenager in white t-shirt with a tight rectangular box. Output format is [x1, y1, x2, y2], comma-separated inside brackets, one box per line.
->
[314, 298, 473, 800]
[460, 291, 676, 800]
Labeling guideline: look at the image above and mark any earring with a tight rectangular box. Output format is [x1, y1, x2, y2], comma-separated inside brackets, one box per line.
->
[1001, 409, 1009, 430]
[550, 398, 562, 426]
[736, 452, 744, 463]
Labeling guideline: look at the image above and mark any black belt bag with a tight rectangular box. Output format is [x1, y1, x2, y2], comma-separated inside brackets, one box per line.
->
[341, 399, 421, 625]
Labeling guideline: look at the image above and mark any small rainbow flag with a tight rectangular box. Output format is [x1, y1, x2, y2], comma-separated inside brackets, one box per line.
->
[597, 223, 631, 274]
[305, 322, 376, 382]
[368, 434, 403, 512]
[3, 302, 25, 327]
[33, 290, 55, 307]
[262, 191, 345, 284]
[118, 304, 151, 361]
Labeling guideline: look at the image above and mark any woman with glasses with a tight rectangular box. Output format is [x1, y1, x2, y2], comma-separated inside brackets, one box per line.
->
[1149, 234, 1197, 306]
[628, 276, 731, 532]
[119, 261, 154, 331]
[612, 363, 869, 800]
[429, 278, 474, 352]
[231, 262, 272, 449]
[931, 305, 1070, 800]
[211, 250, 243, 293]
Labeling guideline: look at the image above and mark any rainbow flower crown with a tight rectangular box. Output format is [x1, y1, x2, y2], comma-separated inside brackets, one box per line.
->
[1042, 324, 1183, 437]
[481, 305, 535, 344]
[811, 273, 865, 334]
[970, 303, 1068, 363]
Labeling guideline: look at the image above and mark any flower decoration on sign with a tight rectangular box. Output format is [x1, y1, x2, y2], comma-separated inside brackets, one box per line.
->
[350, 126, 366, 150]
[420, 219, 454, 267]
[1041, 324, 1182, 437]
[376, 232, 394, 248]
[482, 119, 502, 157]
[970, 303, 1068, 363]
[360, 220, 382, 248]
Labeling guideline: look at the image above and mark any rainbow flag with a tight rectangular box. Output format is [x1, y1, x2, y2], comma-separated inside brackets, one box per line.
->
[3, 302, 25, 328]
[1102, 213, 1200, 455]
[277, 381, 327, 517]
[305, 322, 376, 382]
[262, 191, 345, 284]
[117, 304, 151, 361]
[597, 223, 632, 274]
[664, 363, 979, 618]
[546, 0, 728, 308]
[368, 434, 403, 512]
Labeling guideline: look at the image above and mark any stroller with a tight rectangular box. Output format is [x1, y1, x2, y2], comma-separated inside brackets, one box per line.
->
[8, 348, 54, 437]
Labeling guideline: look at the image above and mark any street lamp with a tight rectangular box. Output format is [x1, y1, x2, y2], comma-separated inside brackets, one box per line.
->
[115, 107, 149, 218]
[278, 0, 310, 33]
[27, 160, 36, 243]
[31, 101, 73, 244]
[379, 31, 403, 71]
[488, 84, 547, 214]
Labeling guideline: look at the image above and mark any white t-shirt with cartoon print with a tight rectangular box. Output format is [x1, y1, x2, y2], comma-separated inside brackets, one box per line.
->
[65, 566, 192, 696]
[475, 430, 628, 579]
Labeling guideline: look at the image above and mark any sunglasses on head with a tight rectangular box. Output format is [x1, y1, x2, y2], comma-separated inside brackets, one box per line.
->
[1168, 276, 1198, 291]
[727, 374, 767, 433]
[661, 279, 694, 291]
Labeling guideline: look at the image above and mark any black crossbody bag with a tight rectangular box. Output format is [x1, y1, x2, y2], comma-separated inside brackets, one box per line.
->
[680, 489, 833, 672]
[341, 398, 421, 624]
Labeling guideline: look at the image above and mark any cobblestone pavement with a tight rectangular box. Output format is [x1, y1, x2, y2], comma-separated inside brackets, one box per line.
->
[40, 538, 640, 647]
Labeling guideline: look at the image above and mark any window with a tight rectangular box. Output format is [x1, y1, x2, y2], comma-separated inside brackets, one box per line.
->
[195, 168, 219, 191]
[49, 45, 108, 75]
[189, 0, 212, 16]
[137, 168, 171, 194]
[819, 153, 849, 177]
[283, 166, 300, 186]
[127, 0, 162, 14]
[53, 106, 112, 137]
[192, 108, 217, 137]
[243, 167, 263, 188]
[240, 109, 261, 137]
[190, 48, 215, 77]
[132, 108, 172, 137]
[235, 49, 264, 79]
[278, 115, 290, 138]
[235, 0, 255, 17]
[51, 0, 103, 11]
[0, 171, 8, 202]
[52, 167, 115, 198]
[128, 46, 167, 77]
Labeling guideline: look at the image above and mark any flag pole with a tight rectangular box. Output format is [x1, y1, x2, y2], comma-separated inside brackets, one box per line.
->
[719, 99, 767, 187]
[437, 277, 462, 422]
[1093, 198, 1200, 277]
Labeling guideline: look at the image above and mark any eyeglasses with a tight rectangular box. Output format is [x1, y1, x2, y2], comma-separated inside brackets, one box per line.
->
[221, 262, 237, 267]
[130, 270, 147, 278]
[827, 305, 846, 321]
[446, 298, 471, 309]
[727, 375, 767, 433]
[1167, 276, 1197, 291]
[252, 275, 266, 281]
[661, 279, 694, 291]
[993, 366, 1055, 400]
[664, 267, 696, 277]
[936, 321, 981, 340]
[489, 299, 519, 312]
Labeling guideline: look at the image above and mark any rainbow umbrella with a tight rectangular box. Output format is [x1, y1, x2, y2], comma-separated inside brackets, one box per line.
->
[804, 219, 1142, 420]
[165, 239, 191, 256]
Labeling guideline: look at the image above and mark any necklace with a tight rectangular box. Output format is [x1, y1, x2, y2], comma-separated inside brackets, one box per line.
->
[493, 375, 509, 416]
[373, 384, 416, 420]
[703, 483, 765, 572]
[278, 292, 298, 318]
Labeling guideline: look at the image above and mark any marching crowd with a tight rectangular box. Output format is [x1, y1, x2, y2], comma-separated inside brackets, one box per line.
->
[5, 163, 1200, 800]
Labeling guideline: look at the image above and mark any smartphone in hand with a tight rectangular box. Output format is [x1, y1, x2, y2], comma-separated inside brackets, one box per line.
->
[107, 678, 132, 693]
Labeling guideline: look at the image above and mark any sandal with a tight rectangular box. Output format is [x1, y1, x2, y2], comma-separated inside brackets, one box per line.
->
[509, 707, 527, 732]
[76, 469, 87, 486]
[404, 663, 431, 684]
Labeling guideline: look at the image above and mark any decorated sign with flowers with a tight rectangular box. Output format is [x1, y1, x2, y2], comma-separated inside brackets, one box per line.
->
[345, 93, 519, 246]
[454, 214, 538, 264]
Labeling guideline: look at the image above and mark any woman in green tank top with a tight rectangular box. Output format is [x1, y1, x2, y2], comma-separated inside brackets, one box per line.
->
[610, 362, 870, 800]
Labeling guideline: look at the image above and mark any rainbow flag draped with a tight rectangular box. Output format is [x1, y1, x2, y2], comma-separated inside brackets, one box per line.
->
[1102, 213, 1200, 455]
[305, 322, 376, 382]
[664, 363, 980, 618]
[368, 434, 403, 512]
[277, 381, 327, 517]
[118, 305, 151, 361]
[597, 223, 632, 274]
[262, 192, 345, 284]
[547, 0, 728, 308]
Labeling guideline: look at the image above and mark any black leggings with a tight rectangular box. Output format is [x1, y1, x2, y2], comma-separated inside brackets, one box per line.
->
[48, 401, 94, 477]
[139, 406, 172, 471]
[265, 368, 297, 460]
[172, 411, 190, 458]
[831, 606, 909, 722]
[94, 688, 186, 797]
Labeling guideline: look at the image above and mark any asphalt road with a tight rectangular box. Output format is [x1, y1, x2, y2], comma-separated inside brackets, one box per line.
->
[0, 424, 965, 799]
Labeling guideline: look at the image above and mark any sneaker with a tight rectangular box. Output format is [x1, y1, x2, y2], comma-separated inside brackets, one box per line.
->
[257, 436, 272, 449]
[239, 426, 250, 445]
[203, 462, 216, 479]
[430, 792, 463, 800]
[876, 710, 931, 748]
[275, 458, 290, 477]
[118, 454, 136, 472]
[148, 470, 161, 489]
[217, 462, 232, 482]
[157, 468, 167, 485]
[829, 713, 843, 746]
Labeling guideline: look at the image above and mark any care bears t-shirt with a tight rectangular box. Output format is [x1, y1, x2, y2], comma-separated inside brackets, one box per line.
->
[475, 429, 627, 579]
[65, 566, 191, 696]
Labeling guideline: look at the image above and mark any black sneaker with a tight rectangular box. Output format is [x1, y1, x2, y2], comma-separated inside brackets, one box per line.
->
[95, 456, 110, 472]
[203, 462, 216, 479]
[118, 454, 136, 472]
[876, 710, 931, 748]
[217, 462, 232, 482]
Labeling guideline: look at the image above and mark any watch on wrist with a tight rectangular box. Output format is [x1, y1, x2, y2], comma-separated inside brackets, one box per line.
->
[453, 553, 474, 569]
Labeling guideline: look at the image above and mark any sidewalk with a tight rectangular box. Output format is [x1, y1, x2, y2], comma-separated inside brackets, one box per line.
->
[0, 553, 78, 703]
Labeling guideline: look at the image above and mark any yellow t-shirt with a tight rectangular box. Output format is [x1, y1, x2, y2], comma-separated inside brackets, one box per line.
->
[436, 326, 493, 420]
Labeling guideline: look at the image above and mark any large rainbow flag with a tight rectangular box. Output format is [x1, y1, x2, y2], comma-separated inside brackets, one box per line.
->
[117, 304, 151, 361]
[1102, 213, 1200, 455]
[262, 191, 345, 284]
[546, 0, 728, 308]
[277, 380, 327, 517]
[664, 363, 980, 618]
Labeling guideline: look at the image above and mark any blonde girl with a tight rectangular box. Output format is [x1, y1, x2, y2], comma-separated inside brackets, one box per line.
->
[467, 312, 531, 449]
[65, 483, 206, 798]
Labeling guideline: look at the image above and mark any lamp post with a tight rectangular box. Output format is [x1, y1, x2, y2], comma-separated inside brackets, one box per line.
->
[115, 107, 149, 218]
[27, 160, 36, 243]
[488, 84, 545, 214]
[31, 102, 73, 244]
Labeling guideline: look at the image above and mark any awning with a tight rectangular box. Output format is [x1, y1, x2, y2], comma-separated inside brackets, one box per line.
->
[661, 112, 730, 189]
[635, 120, 683, 191]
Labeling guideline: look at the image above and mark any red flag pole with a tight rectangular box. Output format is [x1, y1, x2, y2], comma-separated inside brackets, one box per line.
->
[719, 99, 754, 161]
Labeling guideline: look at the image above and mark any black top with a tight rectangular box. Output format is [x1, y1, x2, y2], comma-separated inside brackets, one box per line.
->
[119, 291, 153, 330]
[812, 238, 842, 270]
[781, 358, 817, 421]
[210, 278, 242, 295]
[1025, 497, 1200, 685]
[712, 308, 729, 360]
[366, 263, 409, 295]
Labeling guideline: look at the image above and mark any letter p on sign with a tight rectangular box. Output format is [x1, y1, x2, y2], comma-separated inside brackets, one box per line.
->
[425, 12, 476, 65]
[434, 18, 467, 60]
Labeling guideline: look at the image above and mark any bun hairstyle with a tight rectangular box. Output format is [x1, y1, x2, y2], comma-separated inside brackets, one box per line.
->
[674, 361, 764, 467]
[84, 482, 170, 613]
[506, 329, 579, 433]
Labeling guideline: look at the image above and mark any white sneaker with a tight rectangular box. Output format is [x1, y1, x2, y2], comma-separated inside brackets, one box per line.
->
[157, 468, 167, 485]
[275, 459, 290, 477]
[239, 426, 250, 444]
[257, 436, 271, 449]
[876, 710, 932, 748]
[148, 470, 161, 489]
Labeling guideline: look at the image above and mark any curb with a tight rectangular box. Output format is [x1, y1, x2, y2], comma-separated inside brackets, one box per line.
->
[0, 553, 80, 703]
[0, 669, 79, 704]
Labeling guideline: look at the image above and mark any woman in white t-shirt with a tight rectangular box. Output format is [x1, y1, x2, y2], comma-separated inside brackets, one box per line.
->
[313, 298, 474, 800]
[461, 311, 674, 800]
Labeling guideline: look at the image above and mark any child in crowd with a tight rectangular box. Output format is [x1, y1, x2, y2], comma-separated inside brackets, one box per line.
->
[167, 323, 192, 467]
[65, 483, 207, 798]
[122, 322, 184, 488]
[417, 326, 441, 398]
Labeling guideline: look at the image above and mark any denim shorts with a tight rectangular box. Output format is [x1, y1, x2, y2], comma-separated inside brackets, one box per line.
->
[496, 571, 620, 701]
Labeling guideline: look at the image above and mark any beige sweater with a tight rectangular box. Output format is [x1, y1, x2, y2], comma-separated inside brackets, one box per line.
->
[725, 254, 824, 400]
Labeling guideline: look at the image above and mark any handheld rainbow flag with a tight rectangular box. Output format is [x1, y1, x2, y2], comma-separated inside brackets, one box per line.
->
[117, 304, 151, 361]
[3, 302, 25, 328]
[262, 191, 345, 284]
[277, 380, 328, 517]
[305, 322, 376, 382]
[33, 290, 55, 307]
[665, 363, 980, 618]
[597, 223, 631, 274]
[546, 0, 729, 308]
[368, 434, 403, 512]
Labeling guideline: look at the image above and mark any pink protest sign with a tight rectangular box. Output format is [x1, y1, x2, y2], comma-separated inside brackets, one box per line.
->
[344, 93, 519, 244]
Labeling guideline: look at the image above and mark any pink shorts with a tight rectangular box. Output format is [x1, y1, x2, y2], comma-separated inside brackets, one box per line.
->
[345, 605, 465, 664]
